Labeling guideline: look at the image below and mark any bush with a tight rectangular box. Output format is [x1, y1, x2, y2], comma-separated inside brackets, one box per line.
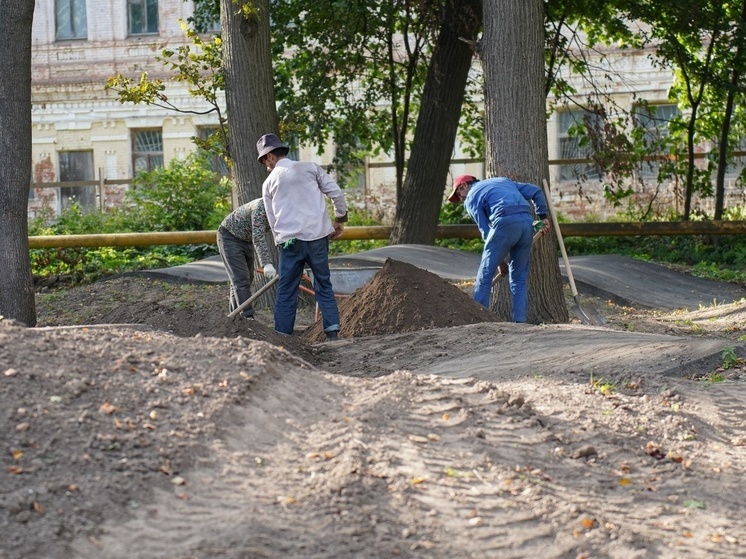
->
[30, 152, 229, 285]
[124, 152, 231, 232]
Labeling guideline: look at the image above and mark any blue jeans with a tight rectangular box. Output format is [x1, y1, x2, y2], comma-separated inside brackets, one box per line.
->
[275, 237, 340, 335]
[217, 226, 255, 319]
[473, 214, 534, 322]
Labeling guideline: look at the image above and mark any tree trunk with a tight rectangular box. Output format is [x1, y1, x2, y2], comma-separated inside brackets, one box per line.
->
[390, 0, 482, 245]
[714, 1, 746, 220]
[221, 0, 278, 205]
[482, 0, 568, 324]
[0, 0, 36, 327]
[221, 0, 279, 307]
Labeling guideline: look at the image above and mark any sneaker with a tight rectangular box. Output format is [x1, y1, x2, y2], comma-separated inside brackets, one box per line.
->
[326, 331, 339, 341]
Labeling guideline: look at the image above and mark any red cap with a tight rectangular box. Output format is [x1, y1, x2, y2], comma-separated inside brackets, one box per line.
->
[448, 174, 477, 203]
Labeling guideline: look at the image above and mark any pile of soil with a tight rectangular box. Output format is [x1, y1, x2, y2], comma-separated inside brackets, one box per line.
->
[302, 258, 499, 343]
[5, 259, 745, 559]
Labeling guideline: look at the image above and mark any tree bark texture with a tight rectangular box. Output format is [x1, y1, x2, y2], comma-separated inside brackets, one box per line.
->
[481, 0, 568, 323]
[390, 0, 483, 245]
[0, 0, 37, 326]
[221, 0, 280, 307]
[221, 0, 278, 205]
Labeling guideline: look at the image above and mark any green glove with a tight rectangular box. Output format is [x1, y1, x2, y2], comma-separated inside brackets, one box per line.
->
[281, 238, 296, 250]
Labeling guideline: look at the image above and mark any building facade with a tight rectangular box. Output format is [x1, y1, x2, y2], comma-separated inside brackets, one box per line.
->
[29, 0, 223, 217]
[29, 3, 744, 222]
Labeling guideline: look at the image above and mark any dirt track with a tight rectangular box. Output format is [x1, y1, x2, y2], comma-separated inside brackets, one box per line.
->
[3, 260, 746, 558]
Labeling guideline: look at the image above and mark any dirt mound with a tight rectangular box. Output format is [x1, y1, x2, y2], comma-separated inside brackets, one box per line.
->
[36, 276, 314, 362]
[301, 258, 499, 343]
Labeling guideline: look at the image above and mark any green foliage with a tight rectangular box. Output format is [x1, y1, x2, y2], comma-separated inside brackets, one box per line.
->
[435, 202, 483, 253]
[125, 152, 231, 232]
[30, 153, 228, 285]
[721, 346, 743, 369]
[29, 203, 129, 236]
[271, 0, 437, 185]
[106, 21, 228, 164]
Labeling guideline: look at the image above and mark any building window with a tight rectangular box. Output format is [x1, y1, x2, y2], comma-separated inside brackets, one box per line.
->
[55, 0, 87, 40]
[59, 151, 96, 211]
[132, 129, 164, 173]
[558, 110, 602, 182]
[128, 0, 159, 35]
[197, 127, 229, 176]
[633, 104, 679, 181]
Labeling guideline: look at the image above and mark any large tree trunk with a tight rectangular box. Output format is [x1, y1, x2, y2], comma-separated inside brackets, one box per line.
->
[221, 0, 278, 205]
[0, 0, 36, 327]
[389, 0, 482, 245]
[221, 0, 279, 307]
[482, 0, 568, 324]
[714, 1, 746, 221]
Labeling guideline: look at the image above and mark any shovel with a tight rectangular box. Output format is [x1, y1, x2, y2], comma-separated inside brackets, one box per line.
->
[227, 274, 279, 319]
[542, 179, 606, 326]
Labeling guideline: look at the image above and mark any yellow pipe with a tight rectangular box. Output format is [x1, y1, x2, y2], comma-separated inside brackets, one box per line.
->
[27, 221, 746, 249]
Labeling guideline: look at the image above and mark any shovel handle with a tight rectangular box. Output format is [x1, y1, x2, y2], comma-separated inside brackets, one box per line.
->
[542, 179, 580, 299]
[227, 274, 279, 319]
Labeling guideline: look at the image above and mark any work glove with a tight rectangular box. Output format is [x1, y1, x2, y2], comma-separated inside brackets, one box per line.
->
[263, 264, 277, 279]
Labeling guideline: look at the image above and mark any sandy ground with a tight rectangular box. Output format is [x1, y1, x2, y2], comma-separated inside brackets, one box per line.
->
[2, 259, 746, 559]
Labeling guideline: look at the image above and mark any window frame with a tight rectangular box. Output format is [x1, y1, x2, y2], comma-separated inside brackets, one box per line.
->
[632, 103, 679, 181]
[127, 0, 159, 36]
[55, 0, 88, 41]
[557, 109, 602, 183]
[58, 150, 96, 211]
[132, 129, 164, 173]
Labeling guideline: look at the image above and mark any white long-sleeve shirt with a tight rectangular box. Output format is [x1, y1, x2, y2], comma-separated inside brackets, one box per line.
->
[262, 158, 348, 244]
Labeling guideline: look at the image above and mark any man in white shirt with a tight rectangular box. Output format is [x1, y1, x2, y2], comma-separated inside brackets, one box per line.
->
[257, 133, 348, 340]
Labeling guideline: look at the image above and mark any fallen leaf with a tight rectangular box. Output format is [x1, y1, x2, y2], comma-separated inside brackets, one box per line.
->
[578, 516, 596, 529]
[67, 484, 79, 492]
[409, 435, 429, 444]
[142, 422, 156, 430]
[99, 402, 117, 415]
[33, 501, 44, 513]
[668, 452, 684, 463]
[411, 477, 427, 485]
[644, 441, 665, 460]
[7, 466, 24, 474]
[683, 531, 694, 538]
[15, 423, 30, 432]
[618, 477, 632, 486]
[11, 449, 23, 460]
[427, 434, 441, 441]
[442, 413, 450, 421]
